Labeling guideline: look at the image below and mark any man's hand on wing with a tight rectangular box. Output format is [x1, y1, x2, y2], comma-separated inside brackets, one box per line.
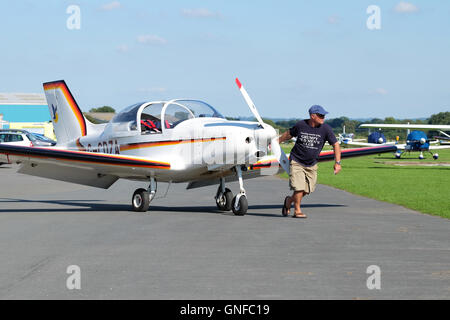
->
[332, 142, 342, 175]
[334, 162, 341, 175]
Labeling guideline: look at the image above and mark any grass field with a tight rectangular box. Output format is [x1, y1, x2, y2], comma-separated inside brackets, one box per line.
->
[280, 143, 450, 219]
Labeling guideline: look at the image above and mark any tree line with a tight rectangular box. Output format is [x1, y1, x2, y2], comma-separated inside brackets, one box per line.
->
[273, 111, 450, 140]
[85, 105, 449, 141]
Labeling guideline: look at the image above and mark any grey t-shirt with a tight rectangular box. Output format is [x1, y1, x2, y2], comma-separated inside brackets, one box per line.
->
[289, 119, 337, 166]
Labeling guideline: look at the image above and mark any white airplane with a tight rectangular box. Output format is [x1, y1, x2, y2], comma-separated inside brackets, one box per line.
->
[359, 123, 450, 131]
[343, 123, 450, 159]
[433, 131, 450, 145]
[0, 79, 396, 214]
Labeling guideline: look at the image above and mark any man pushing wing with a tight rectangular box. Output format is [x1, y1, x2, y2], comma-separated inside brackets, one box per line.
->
[278, 105, 341, 218]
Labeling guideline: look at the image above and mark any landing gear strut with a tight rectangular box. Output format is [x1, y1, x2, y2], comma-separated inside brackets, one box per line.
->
[132, 177, 156, 212]
[231, 166, 248, 216]
[214, 167, 248, 215]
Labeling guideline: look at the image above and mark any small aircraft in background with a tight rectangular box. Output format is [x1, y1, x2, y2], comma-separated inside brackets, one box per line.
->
[343, 123, 450, 159]
[433, 130, 450, 145]
[0, 79, 396, 214]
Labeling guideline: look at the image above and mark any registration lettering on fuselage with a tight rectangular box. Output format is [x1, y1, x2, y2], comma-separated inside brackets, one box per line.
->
[85, 140, 120, 154]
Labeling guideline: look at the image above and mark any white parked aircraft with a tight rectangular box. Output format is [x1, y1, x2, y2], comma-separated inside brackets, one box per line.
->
[344, 123, 450, 159]
[0, 79, 396, 214]
[359, 123, 450, 131]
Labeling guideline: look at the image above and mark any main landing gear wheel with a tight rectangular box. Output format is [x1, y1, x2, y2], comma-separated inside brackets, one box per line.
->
[216, 187, 233, 211]
[132, 188, 150, 212]
[232, 194, 248, 216]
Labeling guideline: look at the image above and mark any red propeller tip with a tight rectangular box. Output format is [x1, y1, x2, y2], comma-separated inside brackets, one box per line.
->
[235, 78, 242, 89]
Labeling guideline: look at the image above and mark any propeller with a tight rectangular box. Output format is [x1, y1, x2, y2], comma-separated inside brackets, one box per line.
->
[235, 78, 290, 175]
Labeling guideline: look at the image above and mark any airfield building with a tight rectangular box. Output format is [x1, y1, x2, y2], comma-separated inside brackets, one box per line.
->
[0, 93, 55, 139]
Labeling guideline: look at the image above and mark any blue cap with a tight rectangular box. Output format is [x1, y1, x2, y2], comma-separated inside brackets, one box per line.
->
[308, 105, 329, 115]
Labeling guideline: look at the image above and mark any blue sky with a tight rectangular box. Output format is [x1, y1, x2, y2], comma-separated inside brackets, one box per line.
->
[0, 0, 449, 119]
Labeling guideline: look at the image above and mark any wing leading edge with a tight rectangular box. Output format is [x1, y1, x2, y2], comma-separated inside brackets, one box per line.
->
[186, 145, 397, 189]
[0, 145, 171, 189]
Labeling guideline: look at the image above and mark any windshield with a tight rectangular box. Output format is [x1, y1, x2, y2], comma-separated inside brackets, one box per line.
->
[26, 133, 37, 142]
[174, 100, 224, 119]
[33, 134, 55, 143]
[112, 102, 143, 123]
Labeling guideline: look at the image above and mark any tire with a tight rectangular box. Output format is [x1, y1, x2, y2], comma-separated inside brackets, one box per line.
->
[216, 188, 233, 211]
[132, 188, 150, 212]
[232, 195, 248, 216]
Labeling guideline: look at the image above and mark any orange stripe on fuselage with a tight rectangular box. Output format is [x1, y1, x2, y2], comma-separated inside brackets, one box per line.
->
[120, 137, 226, 152]
[44, 82, 87, 136]
[3, 147, 170, 169]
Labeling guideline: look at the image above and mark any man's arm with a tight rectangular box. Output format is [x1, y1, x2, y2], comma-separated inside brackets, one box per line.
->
[278, 130, 292, 144]
[332, 142, 341, 175]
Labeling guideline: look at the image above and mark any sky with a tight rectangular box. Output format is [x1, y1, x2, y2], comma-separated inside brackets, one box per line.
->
[0, 0, 449, 120]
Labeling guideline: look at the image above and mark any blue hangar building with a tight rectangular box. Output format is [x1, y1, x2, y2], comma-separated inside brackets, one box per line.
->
[0, 93, 50, 125]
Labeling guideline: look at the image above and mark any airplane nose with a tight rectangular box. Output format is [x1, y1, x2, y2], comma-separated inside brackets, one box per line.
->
[253, 124, 277, 155]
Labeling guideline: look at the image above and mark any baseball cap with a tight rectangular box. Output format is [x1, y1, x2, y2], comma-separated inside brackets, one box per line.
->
[308, 105, 329, 115]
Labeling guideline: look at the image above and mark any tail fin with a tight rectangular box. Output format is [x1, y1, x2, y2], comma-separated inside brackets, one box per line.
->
[43, 80, 88, 144]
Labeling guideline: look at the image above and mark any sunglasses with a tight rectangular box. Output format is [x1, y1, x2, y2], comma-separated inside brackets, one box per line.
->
[315, 113, 325, 119]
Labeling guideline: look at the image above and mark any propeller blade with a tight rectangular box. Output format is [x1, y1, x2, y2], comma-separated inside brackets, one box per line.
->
[235, 78, 265, 127]
[235, 77, 291, 174]
[271, 137, 290, 175]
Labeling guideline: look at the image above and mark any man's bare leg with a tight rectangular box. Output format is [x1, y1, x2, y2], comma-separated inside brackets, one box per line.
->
[286, 191, 304, 212]
[287, 190, 306, 217]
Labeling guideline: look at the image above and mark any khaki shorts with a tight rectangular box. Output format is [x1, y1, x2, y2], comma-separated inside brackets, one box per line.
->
[289, 160, 318, 194]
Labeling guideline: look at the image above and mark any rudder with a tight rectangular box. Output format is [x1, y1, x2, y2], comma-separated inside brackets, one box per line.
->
[43, 80, 87, 144]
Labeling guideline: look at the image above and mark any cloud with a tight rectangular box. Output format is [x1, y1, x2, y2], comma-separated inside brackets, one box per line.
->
[182, 8, 221, 18]
[327, 15, 340, 24]
[394, 2, 419, 13]
[374, 88, 389, 95]
[116, 44, 128, 53]
[100, 1, 121, 11]
[137, 35, 167, 45]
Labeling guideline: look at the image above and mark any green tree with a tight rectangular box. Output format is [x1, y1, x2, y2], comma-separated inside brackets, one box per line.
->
[84, 113, 104, 124]
[89, 106, 115, 113]
[428, 111, 450, 125]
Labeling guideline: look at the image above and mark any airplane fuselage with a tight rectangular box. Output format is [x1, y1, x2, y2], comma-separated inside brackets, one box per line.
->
[61, 117, 270, 183]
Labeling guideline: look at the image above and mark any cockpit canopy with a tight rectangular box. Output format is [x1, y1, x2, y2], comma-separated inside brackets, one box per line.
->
[111, 99, 224, 133]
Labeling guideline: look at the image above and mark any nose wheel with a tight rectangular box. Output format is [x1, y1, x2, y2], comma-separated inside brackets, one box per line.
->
[214, 168, 249, 216]
[232, 166, 248, 216]
[232, 194, 248, 216]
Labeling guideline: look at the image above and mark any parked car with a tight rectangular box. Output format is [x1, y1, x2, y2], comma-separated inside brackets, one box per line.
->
[0, 129, 57, 165]
[0, 130, 34, 147]
[32, 133, 57, 146]
[0, 129, 55, 146]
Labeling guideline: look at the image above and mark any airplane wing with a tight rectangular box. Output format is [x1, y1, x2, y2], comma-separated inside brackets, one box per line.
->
[187, 145, 397, 189]
[342, 141, 397, 147]
[429, 145, 450, 150]
[360, 124, 450, 130]
[0, 144, 170, 189]
[433, 136, 450, 141]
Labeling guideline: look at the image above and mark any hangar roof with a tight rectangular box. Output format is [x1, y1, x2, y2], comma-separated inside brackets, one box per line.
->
[0, 93, 46, 105]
